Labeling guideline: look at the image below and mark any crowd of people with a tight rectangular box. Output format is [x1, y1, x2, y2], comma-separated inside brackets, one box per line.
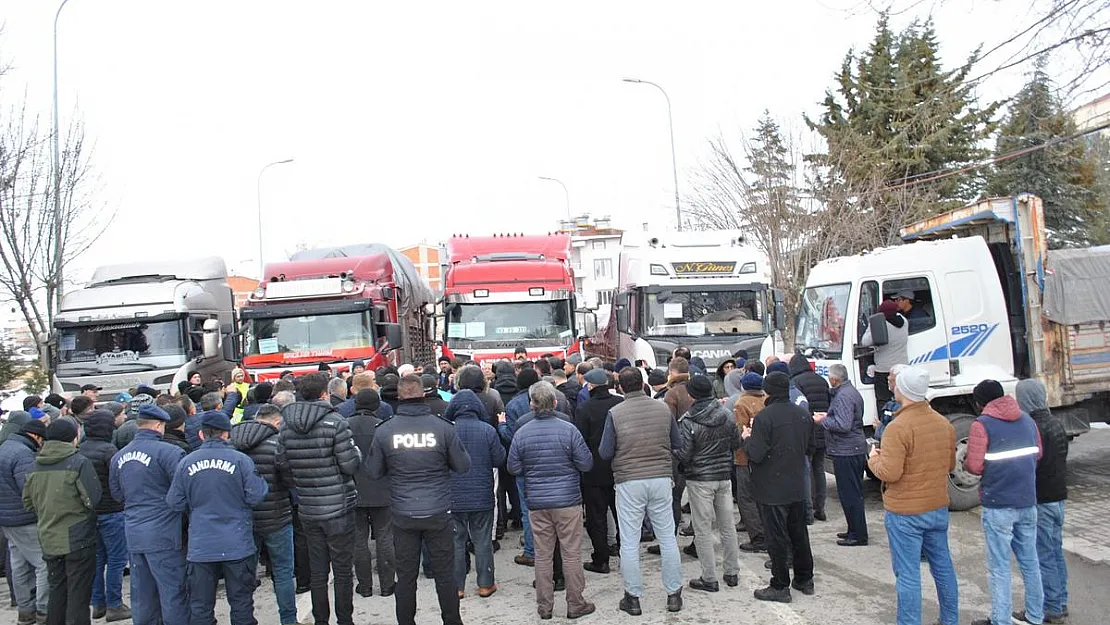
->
[0, 336, 1071, 625]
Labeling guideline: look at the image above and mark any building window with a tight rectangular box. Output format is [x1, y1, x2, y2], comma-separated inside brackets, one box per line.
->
[592, 239, 607, 250]
[593, 258, 613, 278]
[596, 290, 615, 306]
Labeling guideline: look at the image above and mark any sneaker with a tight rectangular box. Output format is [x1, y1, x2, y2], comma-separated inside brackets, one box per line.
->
[739, 542, 766, 553]
[477, 584, 498, 598]
[35, 613, 47, 625]
[666, 589, 683, 612]
[688, 577, 719, 592]
[356, 584, 374, 598]
[296, 585, 311, 594]
[680, 524, 695, 537]
[567, 603, 596, 619]
[791, 579, 815, 596]
[1044, 613, 1067, 624]
[618, 593, 642, 616]
[105, 606, 132, 622]
[514, 554, 535, 566]
[1013, 611, 1056, 624]
[16, 611, 36, 625]
[583, 561, 610, 574]
[92, 606, 107, 620]
[646, 544, 661, 555]
[723, 574, 739, 587]
[836, 538, 868, 547]
[380, 584, 395, 597]
[754, 585, 792, 603]
[682, 543, 698, 557]
[538, 609, 553, 620]
[968, 619, 995, 625]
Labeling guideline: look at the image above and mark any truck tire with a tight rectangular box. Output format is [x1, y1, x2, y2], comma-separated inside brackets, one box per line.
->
[946, 412, 981, 511]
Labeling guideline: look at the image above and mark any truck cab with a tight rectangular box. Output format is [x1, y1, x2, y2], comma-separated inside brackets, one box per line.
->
[596, 231, 784, 369]
[52, 257, 237, 399]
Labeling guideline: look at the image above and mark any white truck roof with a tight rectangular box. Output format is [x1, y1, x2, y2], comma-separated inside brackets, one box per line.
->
[622, 230, 771, 287]
[806, 236, 988, 287]
[89, 257, 228, 286]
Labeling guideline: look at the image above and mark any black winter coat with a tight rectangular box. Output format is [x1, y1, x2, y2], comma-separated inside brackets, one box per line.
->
[557, 379, 583, 416]
[574, 386, 623, 486]
[743, 396, 814, 505]
[78, 437, 124, 515]
[348, 409, 391, 508]
[164, 429, 191, 454]
[230, 420, 293, 534]
[677, 398, 741, 482]
[1031, 408, 1068, 503]
[278, 401, 361, 522]
[425, 393, 450, 417]
[789, 354, 830, 449]
[493, 373, 518, 408]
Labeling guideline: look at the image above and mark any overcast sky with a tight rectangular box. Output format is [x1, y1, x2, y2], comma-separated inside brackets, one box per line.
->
[1, 0, 1082, 284]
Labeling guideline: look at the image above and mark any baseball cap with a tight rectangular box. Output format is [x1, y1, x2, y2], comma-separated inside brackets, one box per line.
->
[894, 290, 915, 300]
[44, 393, 67, 409]
[28, 407, 46, 420]
[80, 384, 103, 392]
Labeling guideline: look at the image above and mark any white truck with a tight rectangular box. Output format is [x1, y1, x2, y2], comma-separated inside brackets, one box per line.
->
[51, 257, 238, 400]
[591, 230, 786, 369]
[797, 195, 1110, 509]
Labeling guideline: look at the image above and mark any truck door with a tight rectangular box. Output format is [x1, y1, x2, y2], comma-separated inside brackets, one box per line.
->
[886, 275, 950, 386]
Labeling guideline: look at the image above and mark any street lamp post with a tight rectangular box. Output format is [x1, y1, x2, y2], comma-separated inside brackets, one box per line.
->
[622, 77, 682, 231]
[256, 159, 294, 277]
[537, 176, 571, 218]
[52, 0, 72, 303]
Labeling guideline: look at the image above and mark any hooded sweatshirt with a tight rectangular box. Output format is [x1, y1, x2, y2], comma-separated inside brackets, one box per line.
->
[23, 440, 101, 556]
[230, 420, 293, 534]
[278, 400, 361, 522]
[966, 395, 1042, 509]
[1016, 379, 1068, 504]
[449, 390, 506, 512]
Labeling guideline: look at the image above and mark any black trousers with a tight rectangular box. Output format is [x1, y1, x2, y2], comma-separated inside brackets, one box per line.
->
[671, 468, 686, 530]
[582, 484, 617, 565]
[759, 501, 814, 590]
[304, 512, 355, 625]
[832, 454, 869, 542]
[292, 507, 310, 589]
[46, 545, 96, 625]
[353, 506, 395, 592]
[187, 556, 257, 625]
[873, 371, 892, 405]
[496, 469, 520, 527]
[393, 513, 461, 625]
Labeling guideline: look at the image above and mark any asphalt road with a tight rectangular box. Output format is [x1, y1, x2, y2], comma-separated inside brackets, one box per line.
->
[4, 428, 1108, 624]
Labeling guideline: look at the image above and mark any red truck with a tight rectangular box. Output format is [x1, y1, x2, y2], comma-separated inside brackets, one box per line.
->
[442, 233, 581, 364]
[240, 244, 436, 381]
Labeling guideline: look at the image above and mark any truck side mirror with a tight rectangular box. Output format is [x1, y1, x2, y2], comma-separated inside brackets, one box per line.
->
[378, 323, 404, 353]
[867, 312, 889, 346]
[202, 319, 220, 359]
[774, 303, 786, 331]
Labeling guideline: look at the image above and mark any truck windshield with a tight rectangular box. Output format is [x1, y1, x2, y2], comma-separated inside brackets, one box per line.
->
[56, 319, 188, 375]
[644, 290, 765, 337]
[246, 311, 374, 356]
[795, 283, 851, 357]
[447, 301, 573, 343]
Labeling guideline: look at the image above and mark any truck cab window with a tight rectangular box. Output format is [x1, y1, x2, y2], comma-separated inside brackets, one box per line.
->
[882, 277, 936, 335]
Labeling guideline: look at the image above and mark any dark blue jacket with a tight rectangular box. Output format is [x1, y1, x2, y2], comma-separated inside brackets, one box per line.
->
[186, 395, 239, 451]
[822, 382, 868, 457]
[507, 411, 593, 510]
[501, 390, 570, 446]
[339, 397, 393, 420]
[109, 429, 188, 553]
[449, 391, 506, 513]
[166, 438, 268, 562]
[0, 434, 39, 527]
[365, 399, 471, 518]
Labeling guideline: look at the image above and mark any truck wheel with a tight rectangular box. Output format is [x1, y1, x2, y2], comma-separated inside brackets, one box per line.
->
[946, 412, 981, 511]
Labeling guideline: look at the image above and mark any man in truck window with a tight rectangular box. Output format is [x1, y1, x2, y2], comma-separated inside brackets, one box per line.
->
[893, 291, 931, 333]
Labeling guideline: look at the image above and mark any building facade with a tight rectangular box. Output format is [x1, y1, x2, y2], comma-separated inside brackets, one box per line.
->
[398, 243, 444, 292]
[559, 216, 623, 310]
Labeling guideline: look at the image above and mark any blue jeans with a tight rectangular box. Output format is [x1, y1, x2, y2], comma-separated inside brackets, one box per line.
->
[1036, 501, 1068, 617]
[517, 479, 534, 558]
[91, 512, 128, 609]
[982, 506, 1043, 625]
[452, 510, 495, 590]
[885, 507, 959, 625]
[252, 524, 297, 625]
[615, 477, 682, 596]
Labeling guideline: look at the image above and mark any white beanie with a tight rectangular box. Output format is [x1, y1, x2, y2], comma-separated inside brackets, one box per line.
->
[895, 366, 929, 403]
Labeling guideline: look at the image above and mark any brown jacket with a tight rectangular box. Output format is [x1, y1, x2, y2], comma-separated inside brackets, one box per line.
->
[732, 391, 765, 466]
[663, 374, 693, 421]
[867, 400, 956, 515]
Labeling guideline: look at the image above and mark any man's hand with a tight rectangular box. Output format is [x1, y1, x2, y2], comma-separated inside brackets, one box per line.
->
[741, 426, 752, 440]
[224, 384, 238, 396]
[497, 412, 507, 424]
[869, 447, 881, 460]
[812, 411, 827, 423]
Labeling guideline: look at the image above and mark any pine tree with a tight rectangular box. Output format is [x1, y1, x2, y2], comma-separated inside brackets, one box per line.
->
[989, 60, 1099, 248]
[807, 15, 999, 246]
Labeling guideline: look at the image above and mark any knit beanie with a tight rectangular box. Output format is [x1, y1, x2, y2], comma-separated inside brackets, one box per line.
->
[895, 367, 929, 403]
[355, 389, 381, 413]
[972, 380, 1005, 407]
[45, 420, 78, 443]
[688, 375, 714, 400]
[767, 362, 790, 376]
[741, 372, 764, 392]
[6, 411, 31, 427]
[764, 372, 790, 399]
[163, 404, 188, 430]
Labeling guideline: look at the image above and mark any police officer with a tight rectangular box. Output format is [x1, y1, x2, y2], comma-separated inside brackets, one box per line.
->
[167, 411, 268, 625]
[367, 374, 471, 625]
[108, 404, 188, 625]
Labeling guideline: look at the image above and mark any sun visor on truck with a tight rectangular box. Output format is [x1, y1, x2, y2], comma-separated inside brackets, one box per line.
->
[289, 244, 436, 312]
[1043, 247, 1110, 325]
